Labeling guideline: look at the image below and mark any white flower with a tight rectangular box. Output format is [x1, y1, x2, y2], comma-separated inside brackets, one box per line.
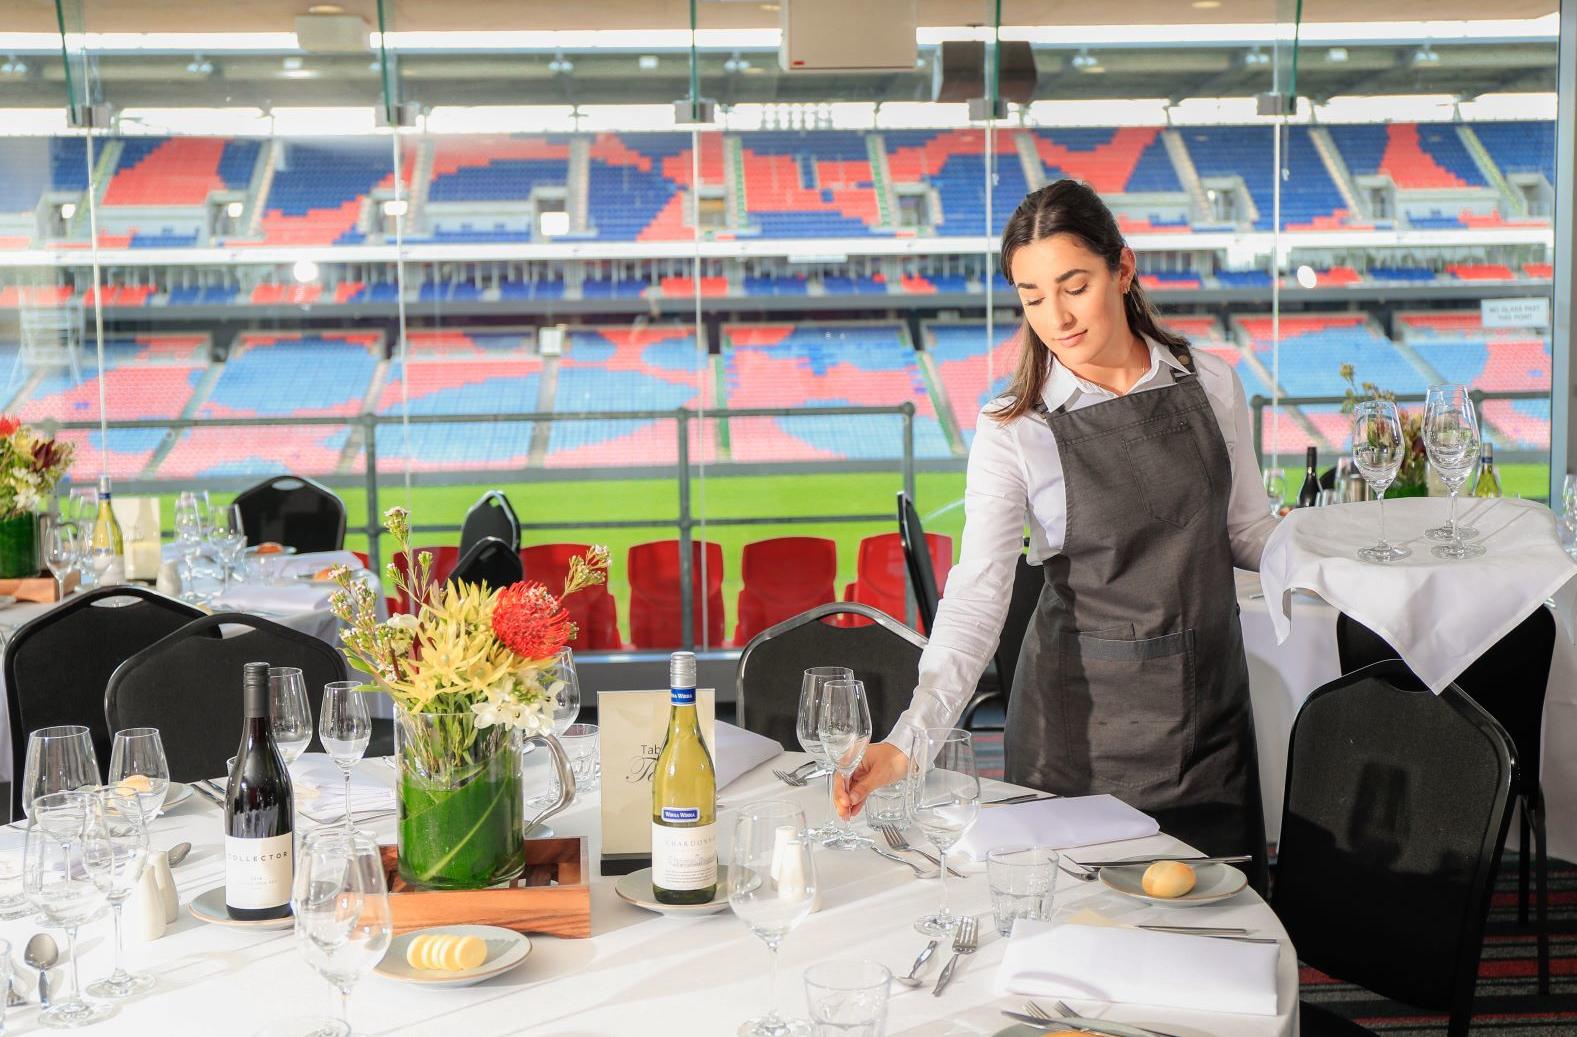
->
[387, 613, 420, 633]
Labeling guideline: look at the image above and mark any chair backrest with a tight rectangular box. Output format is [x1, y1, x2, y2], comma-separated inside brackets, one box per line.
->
[734, 536, 838, 645]
[1272, 661, 1515, 1036]
[4, 586, 202, 816]
[232, 475, 346, 553]
[736, 602, 926, 751]
[521, 543, 623, 651]
[1336, 608, 1553, 797]
[389, 546, 460, 613]
[627, 540, 725, 649]
[460, 490, 520, 556]
[992, 548, 1044, 699]
[897, 492, 941, 632]
[106, 613, 348, 783]
[843, 531, 952, 632]
[449, 536, 524, 592]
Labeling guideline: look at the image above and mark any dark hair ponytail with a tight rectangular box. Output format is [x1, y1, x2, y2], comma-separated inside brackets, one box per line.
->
[990, 179, 1186, 424]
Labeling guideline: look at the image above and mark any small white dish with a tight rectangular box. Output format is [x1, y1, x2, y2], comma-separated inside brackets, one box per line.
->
[613, 866, 731, 916]
[1098, 862, 1248, 907]
[189, 886, 295, 930]
[375, 925, 531, 988]
[161, 782, 194, 811]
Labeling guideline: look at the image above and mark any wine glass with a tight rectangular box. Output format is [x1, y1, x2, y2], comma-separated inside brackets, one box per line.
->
[816, 678, 872, 851]
[1262, 467, 1287, 517]
[531, 649, 582, 808]
[42, 518, 80, 601]
[727, 800, 816, 1037]
[1423, 385, 1485, 559]
[260, 828, 391, 1037]
[1350, 399, 1412, 563]
[269, 667, 314, 766]
[22, 726, 101, 819]
[213, 504, 248, 591]
[108, 727, 171, 819]
[319, 682, 371, 831]
[83, 786, 152, 999]
[910, 727, 980, 936]
[795, 666, 851, 843]
[22, 790, 110, 1028]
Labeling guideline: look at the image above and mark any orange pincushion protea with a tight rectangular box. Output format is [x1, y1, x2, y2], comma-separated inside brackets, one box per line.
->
[491, 581, 574, 662]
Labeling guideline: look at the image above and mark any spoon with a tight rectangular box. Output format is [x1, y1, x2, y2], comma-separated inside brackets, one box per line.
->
[24, 933, 58, 1008]
[166, 841, 192, 868]
[892, 939, 938, 988]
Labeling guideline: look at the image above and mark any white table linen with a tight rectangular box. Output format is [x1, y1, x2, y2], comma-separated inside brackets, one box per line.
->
[0, 752, 1297, 1036]
[955, 795, 1159, 863]
[1260, 496, 1577, 692]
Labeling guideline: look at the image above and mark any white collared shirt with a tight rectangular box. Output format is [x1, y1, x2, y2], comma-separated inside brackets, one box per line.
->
[885, 335, 1279, 755]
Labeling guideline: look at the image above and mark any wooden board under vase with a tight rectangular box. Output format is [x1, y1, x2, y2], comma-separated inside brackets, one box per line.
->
[378, 836, 591, 939]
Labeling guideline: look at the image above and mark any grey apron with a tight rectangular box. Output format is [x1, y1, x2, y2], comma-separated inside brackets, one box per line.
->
[1005, 343, 1267, 886]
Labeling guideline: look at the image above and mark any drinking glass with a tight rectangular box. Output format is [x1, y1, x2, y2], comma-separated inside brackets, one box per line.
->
[986, 845, 1058, 937]
[530, 649, 582, 807]
[1262, 468, 1286, 517]
[22, 791, 109, 1028]
[213, 504, 248, 591]
[795, 666, 852, 842]
[173, 492, 206, 576]
[267, 828, 392, 1037]
[0, 938, 13, 1030]
[319, 682, 371, 831]
[22, 726, 101, 819]
[1422, 385, 1485, 559]
[1350, 400, 1411, 563]
[803, 961, 891, 1037]
[909, 728, 979, 936]
[269, 667, 314, 765]
[558, 723, 600, 793]
[863, 778, 909, 827]
[816, 678, 872, 851]
[65, 488, 99, 590]
[0, 849, 35, 920]
[108, 727, 171, 819]
[728, 800, 816, 1037]
[42, 518, 80, 601]
[83, 786, 152, 998]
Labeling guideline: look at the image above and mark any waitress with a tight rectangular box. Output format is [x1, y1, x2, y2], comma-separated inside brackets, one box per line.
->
[839, 179, 1277, 884]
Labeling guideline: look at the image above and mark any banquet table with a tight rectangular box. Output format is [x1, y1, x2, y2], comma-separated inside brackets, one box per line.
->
[0, 751, 1300, 1037]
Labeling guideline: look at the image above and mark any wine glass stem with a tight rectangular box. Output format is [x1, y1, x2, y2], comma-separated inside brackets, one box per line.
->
[343, 769, 354, 831]
[338, 983, 353, 1033]
[937, 847, 950, 919]
[65, 925, 81, 1003]
[1448, 487, 1460, 546]
[764, 936, 782, 1025]
[1377, 489, 1388, 546]
[110, 901, 126, 980]
[825, 772, 839, 833]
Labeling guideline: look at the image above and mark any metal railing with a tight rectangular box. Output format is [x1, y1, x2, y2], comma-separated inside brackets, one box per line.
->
[52, 402, 919, 651]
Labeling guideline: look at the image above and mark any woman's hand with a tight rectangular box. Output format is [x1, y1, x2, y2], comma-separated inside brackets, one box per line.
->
[834, 742, 910, 820]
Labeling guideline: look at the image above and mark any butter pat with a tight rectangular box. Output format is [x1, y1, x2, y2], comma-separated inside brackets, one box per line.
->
[406, 933, 487, 972]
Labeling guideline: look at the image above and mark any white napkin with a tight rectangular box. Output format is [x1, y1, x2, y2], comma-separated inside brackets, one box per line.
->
[291, 752, 395, 822]
[712, 721, 782, 791]
[954, 795, 1158, 862]
[995, 920, 1280, 1016]
[213, 582, 335, 615]
[1259, 497, 1577, 691]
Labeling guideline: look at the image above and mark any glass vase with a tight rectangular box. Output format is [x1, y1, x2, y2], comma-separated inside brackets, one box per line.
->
[0, 512, 36, 579]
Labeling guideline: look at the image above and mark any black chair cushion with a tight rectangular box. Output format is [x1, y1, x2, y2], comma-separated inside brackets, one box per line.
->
[233, 475, 347, 553]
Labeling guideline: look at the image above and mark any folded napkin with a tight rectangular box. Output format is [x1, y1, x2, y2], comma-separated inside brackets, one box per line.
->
[712, 721, 782, 791]
[213, 582, 335, 616]
[954, 795, 1158, 863]
[995, 920, 1280, 1016]
[291, 752, 395, 822]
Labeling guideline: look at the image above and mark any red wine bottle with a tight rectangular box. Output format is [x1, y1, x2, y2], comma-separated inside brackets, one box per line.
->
[225, 661, 295, 920]
[1296, 446, 1321, 508]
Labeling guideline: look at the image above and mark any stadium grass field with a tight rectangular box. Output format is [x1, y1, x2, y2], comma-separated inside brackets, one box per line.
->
[152, 462, 1549, 643]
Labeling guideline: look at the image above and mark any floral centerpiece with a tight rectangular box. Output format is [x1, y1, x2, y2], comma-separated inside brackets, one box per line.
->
[1340, 364, 1428, 497]
[0, 417, 74, 578]
[329, 507, 608, 889]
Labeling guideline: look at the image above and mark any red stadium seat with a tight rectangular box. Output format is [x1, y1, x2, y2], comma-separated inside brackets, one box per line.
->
[733, 537, 838, 645]
[628, 540, 725, 649]
[521, 543, 623, 651]
[840, 532, 952, 632]
[389, 546, 460, 614]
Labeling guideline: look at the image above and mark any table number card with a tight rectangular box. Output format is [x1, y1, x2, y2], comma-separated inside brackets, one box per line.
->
[598, 687, 715, 875]
[111, 496, 161, 581]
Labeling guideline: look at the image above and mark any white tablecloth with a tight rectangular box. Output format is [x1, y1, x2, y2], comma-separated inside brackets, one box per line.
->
[0, 753, 1299, 1037]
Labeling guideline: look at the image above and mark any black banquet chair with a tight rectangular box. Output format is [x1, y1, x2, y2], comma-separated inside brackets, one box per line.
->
[233, 474, 347, 553]
[4, 586, 202, 818]
[1336, 608, 1555, 994]
[736, 602, 925, 751]
[1272, 660, 1516, 1037]
[105, 612, 391, 783]
[449, 536, 524, 592]
[897, 491, 942, 633]
[460, 490, 521, 557]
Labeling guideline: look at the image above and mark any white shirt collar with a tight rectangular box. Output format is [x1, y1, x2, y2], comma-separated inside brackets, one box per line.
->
[1041, 334, 1188, 412]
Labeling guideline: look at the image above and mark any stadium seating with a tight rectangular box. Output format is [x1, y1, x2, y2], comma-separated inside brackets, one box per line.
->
[924, 321, 1018, 445]
[1327, 123, 1486, 190]
[520, 543, 623, 650]
[102, 137, 260, 207]
[1031, 127, 1181, 194]
[740, 132, 882, 237]
[1473, 121, 1557, 185]
[884, 129, 1029, 236]
[733, 536, 839, 645]
[255, 139, 412, 246]
[627, 539, 726, 649]
[1180, 125, 1347, 230]
[840, 531, 952, 633]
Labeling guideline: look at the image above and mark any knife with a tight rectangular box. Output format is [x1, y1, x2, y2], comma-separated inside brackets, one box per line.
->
[984, 792, 1057, 807]
[999, 1009, 1184, 1037]
[1070, 854, 1252, 869]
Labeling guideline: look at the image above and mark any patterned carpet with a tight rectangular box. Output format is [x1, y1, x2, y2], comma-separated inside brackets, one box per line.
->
[969, 729, 1577, 1035]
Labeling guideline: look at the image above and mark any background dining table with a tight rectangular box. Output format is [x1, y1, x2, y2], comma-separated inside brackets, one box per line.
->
[0, 750, 1298, 1037]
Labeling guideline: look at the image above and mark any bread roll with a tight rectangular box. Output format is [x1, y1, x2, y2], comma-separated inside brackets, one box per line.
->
[1140, 860, 1196, 898]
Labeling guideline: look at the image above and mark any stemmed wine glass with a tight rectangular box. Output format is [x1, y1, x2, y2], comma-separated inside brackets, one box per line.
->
[1350, 399, 1412, 563]
[83, 786, 152, 999]
[530, 648, 581, 809]
[173, 491, 207, 597]
[816, 678, 872, 851]
[910, 727, 980, 936]
[727, 800, 816, 1037]
[22, 726, 101, 819]
[109, 727, 171, 819]
[320, 682, 371, 831]
[269, 666, 314, 766]
[1422, 385, 1485, 559]
[795, 666, 852, 843]
[42, 518, 80, 601]
[22, 790, 109, 1028]
[213, 504, 248, 592]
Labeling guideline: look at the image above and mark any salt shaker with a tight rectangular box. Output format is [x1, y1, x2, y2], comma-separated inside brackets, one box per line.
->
[126, 866, 166, 943]
[155, 561, 182, 599]
[149, 850, 179, 924]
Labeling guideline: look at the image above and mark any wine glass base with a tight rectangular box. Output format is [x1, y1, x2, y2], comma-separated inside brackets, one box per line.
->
[252, 1016, 351, 1037]
[738, 1015, 813, 1037]
[1357, 543, 1412, 564]
[818, 831, 874, 851]
[1426, 524, 1479, 542]
[85, 971, 154, 999]
[40, 997, 113, 1029]
[1432, 541, 1487, 560]
[914, 911, 960, 936]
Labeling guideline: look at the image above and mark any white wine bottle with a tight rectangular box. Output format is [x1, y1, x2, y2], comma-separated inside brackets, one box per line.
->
[651, 651, 717, 905]
[89, 476, 124, 556]
[1472, 441, 1502, 498]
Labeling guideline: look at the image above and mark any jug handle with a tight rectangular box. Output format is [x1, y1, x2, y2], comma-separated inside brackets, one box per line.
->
[521, 732, 575, 836]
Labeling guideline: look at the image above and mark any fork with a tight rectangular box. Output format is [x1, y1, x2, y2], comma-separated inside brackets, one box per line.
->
[930, 915, 978, 996]
[1053, 999, 1184, 1037]
[878, 825, 965, 878]
[772, 761, 827, 787]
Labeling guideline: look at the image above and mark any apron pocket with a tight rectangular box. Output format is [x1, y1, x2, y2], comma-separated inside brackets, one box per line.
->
[1059, 628, 1197, 791]
[1121, 421, 1212, 530]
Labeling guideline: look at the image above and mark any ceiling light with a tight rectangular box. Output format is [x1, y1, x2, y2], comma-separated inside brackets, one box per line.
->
[292, 259, 320, 284]
[225, 201, 244, 218]
[1192, 0, 1221, 7]
[1071, 50, 1099, 70]
[0, 56, 26, 76]
[1296, 264, 1318, 289]
[723, 54, 752, 74]
[1243, 47, 1270, 66]
[282, 56, 304, 71]
[638, 54, 658, 70]
[547, 54, 573, 74]
[186, 55, 213, 75]
[1326, 47, 1348, 62]
[307, 4, 345, 13]
[59, 202, 76, 220]
[539, 210, 569, 237]
[1412, 45, 1439, 64]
